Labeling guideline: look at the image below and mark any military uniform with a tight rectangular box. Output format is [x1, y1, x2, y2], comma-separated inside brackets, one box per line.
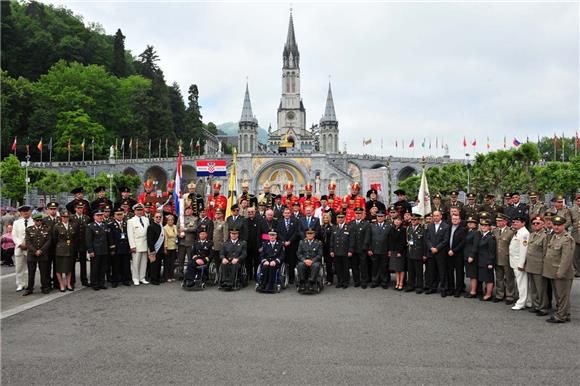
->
[405, 222, 426, 292]
[219, 236, 247, 288]
[479, 195, 503, 226]
[542, 219, 575, 322]
[463, 203, 480, 222]
[42, 211, 59, 288]
[70, 211, 90, 286]
[86, 220, 113, 289]
[525, 229, 549, 313]
[90, 196, 113, 213]
[296, 236, 322, 290]
[108, 217, 132, 286]
[550, 207, 573, 228]
[493, 224, 516, 302]
[330, 220, 352, 288]
[53, 220, 76, 274]
[509, 224, 530, 309]
[176, 215, 198, 279]
[368, 219, 391, 288]
[349, 213, 370, 287]
[528, 199, 548, 219]
[258, 238, 284, 292]
[24, 221, 52, 293]
[184, 238, 213, 284]
[570, 203, 580, 275]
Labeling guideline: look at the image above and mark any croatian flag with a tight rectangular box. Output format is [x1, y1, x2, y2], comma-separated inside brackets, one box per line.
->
[513, 138, 521, 147]
[196, 160, 227, 177]
[174, 148, 184, 224]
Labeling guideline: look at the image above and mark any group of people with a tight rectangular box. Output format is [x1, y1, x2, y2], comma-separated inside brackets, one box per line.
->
[6, 179, 579, 324]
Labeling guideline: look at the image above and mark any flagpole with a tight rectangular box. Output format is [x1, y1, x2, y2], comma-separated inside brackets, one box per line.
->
[13, 137, 16, 156]
[115, 138, 118, 162]
[136, 138, 139, 159]
[159, 139, 161, 159]
[148, 139, 152, 160]
[82, 139, 85, 162]
[91, 139, 95, 178]
[561, 132, 565, 162]
[49, 138, 52, 165]
[68, 139, 71, 164]
[554, 134, 557, 162]
[166, 138, 168, 158]
[122, 139, 125, 160]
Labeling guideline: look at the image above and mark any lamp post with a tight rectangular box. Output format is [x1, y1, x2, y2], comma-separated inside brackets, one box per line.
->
[465, 153, 471, 193]
[21, 155, 31, 205]
[107, 173, 114, 202]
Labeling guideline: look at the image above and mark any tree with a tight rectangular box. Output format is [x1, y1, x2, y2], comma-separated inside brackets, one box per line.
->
[112, 28, 127, 77]
[397, 163, 468, 199]
[33, 171, 65, 202]
[168, 82, 186, 139]
[185, 84, 204, 152]
[136, 45, 160, 80]
[0, 155, 26, 204]
[53, 109, 108, 159]
[533, 156, 580, 198]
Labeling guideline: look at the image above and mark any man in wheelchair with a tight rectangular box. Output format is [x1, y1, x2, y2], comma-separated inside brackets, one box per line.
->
[257, 230, 284, 293]
[182, 227, 213, 290]
[219, 228, 247, 290]
[297, 228, 323, 293]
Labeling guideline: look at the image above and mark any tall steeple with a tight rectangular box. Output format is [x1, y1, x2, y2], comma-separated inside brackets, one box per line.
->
[320, 82, 337, 123]
[240, 82, 257, 124]
[238, 82, 258, 154]
[283, 11, 299, 69]
[319, 81, 339, 154]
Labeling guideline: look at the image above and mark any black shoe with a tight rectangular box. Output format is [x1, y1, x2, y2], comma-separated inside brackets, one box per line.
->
[41, 289, 51, 294]
[93, 287, 100, 291]
[335, 284, 342, 289]
[354, 283, 360, 288]
[60, 288, 66, 293]
[403, 287, 414, 292]
[361, 285, 367, 289]
[535, 310, 549, 316]
[112, 283, 118, 288]
[23, 289, 33, 296]
[415, 289, 423, 294]
[370, 283, 378, 288]
[453, 292, 461, 298]
[546, 317, 565, 324]
[424, 289, 435, 294]
[81, 281, 89, 287]
[382, 284, 389, 289]
[464, 293, 477, 298]
[505, 299, 515, 305]
[66, 286, 74, 292]
[99, 285, 107, 290]
[151, 281, 160, 286]
[342, 285, 349, 289]
[493, 298, 503, 303]
[441, 292, 447, 298]
[528, 308, 539, 313]
[123, 281, 131, 286]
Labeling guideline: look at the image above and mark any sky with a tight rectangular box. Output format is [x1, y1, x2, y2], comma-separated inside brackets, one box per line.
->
[45, 0, 579, 158]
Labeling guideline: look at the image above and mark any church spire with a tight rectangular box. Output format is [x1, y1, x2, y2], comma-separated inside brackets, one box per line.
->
[240, 82, 257, 124]
[283, 11, 299, 68]
[321, 82, 337, 123]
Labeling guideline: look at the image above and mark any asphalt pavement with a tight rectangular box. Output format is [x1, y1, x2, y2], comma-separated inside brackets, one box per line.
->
[1, 270, 579, 385]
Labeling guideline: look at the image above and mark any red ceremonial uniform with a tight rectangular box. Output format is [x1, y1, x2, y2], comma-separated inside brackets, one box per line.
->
[207, 194, 227, 220]
[343, 207, 356, 224]
[138, 191, 157, 204]
[327, 194, 342, 213]
[282, 194, 300, 208]
[300, 195, 320, 214]
[346, 194, 366, 211]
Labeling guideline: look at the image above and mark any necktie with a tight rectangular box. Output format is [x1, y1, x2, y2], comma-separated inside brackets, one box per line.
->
[286, 220, 289, 230]
[25, 219, 28, 227]
[139, 217, 144, 227]
[307, 217, 311, 226]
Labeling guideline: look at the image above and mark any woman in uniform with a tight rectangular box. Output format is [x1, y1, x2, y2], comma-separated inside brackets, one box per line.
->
[53, 210, 76, 291]
[389, 216, 406, 290]
[463, 217, 480, 298]
[477, 219, 496, 301]
[321, 213, 334, 286]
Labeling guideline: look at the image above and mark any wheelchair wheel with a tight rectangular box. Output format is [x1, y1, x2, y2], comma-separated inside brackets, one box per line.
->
[208, 261, 218, 286]
[276, 284, 281, 293]
[280, 263, 289, 289]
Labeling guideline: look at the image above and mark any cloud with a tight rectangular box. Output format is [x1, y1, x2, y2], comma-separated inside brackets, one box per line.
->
[44, 1, 579, 158]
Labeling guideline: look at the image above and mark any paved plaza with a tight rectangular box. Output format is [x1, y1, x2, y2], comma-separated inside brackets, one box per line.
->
[1, 266, 579, 385]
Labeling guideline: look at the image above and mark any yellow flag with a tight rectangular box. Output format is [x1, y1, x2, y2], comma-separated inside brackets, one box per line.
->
[225, 147, 237, 218]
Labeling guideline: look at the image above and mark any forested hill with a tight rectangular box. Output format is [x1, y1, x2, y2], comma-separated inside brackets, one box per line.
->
[1, 0, 216, 160]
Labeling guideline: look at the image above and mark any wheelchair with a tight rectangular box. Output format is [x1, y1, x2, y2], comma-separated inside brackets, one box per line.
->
[217, 262, 248, 291]
[255, 262, 289, 293]
[294, 262, 325, 294]
[182, 263, 208, 291]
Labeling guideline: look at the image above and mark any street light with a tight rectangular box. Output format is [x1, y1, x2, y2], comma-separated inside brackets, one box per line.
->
[21, 155, 31, 205]
[107, 173, 114, 202]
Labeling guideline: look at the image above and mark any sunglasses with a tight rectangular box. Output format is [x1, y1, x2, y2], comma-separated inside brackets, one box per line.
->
[532, 222, 543, 225]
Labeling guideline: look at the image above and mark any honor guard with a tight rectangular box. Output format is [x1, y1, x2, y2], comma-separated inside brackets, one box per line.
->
[238, 180, 258, 208]
[550, 195, 573, 228]
[282, 182, 300, 208]
[365, 188, 386, 215]
[91, 186, 113, 212]
[528, 191, 547, 218]
[23, 214, 52, 295]
[479, 193, 502, 226]
[66, 187, 90, 215]
[327, 181, 342, 214]
[138, 179, 157, 204]
[463, 193, 480, 220]
[299, 183, 320, 214]
[115, 187, 137, 211]
[207, 182, 227, 220]
[43, 201, 59, 289]
[257, 182, 274, 209]
[393, 189, 413, 217]
[346, 182, 366, 212]
[184, 182, 205, 216]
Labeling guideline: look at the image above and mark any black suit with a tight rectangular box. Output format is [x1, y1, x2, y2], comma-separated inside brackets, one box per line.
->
[85, 222, 113, 288]
[245, 216, 262, 279]
[272, 204, 286, 221]
[299, 216, 321, 240]
[197, 217, 214, 241]
[425, 222, 450, 293]
[226, 216, 247, 241]
[330, 223, 352, 287]
[146, 221, 164, 284]
[447, 225, 466, 295]
[277, 217, 299, 282]
[368, 222, 391, 287]
[259, 240, 284, 291]
[349, 219, 370, 286]
[108, 219, 131, 285]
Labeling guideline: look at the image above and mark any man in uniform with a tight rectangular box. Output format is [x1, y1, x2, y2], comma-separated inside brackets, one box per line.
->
[542, 215, 575, 323]
[327, 181, 342, 214]
[12, 205, 33, 292]
[258, 182, 274, 209]
[299, 183, 320, 214]
[277, 208, 300, 284]
[314, 195, 336, 225]
[296, 228, 323, 293]
[70, 202, 90, 287]
[550, 195, 573, 228]
[570, 193, 580, 276]
[346, 182, 366, 212]
[365, 188, 386, 216]
[91, 186, 113, 212]
[444, 191, 464, 220]
[257, 230, 283, 292]
[272, 195, 286, 220]
[350, 207, 370, 288]
[184, 182, 205, 216]
[245, 207, 262, 280]
[138, 179, 157, 204]
[115, 187, 137, 212]
[493, 213, 516, 304]
[86, 210, 113, 290]
[291, 202, 304, 222]
[509, 216, 530, 310]
[505, 192, 529, 224]
[367, 211, 391, 289]
[66, 187, 90, 215]
[207, 182, 227, 220]
[183, 227, 213, 288]
[330, 213, 353, 288]
[108, 207, 132, 287]
[405, 213, 427, 293]
[282, 182, 299, 208]
[43, 201, 60, 289]
[480, 193, 502, 226]
[525, 216, 550, 315]
[23, 214, 52, 295]
[176, 206, 198, 280]
[219, 228, 247, 289]
[502, 192, 513, 213]
[238, 180, 258, 208]
[226, 204, 247, 241]
[393, 189, 413, 218]
[528, 192, 547, 219]
[198, 208, 214, 240]
[431, 193, 445, 216]
[127, 204, 150, 285]
[463, 193, 479, 220]
[341, 197, 356, 223]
